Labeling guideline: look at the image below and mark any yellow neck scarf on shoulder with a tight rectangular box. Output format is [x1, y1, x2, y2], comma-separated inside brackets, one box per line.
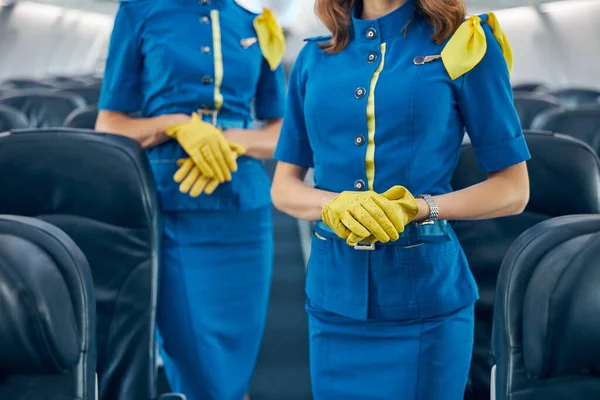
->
[441, 12, 513, 80]
[253, 8, 286, 71]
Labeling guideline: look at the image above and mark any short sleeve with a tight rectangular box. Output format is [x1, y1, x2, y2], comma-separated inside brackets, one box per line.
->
[254, 59, 286, 120]
[98, 5, 142, 113]
[459, 24, 531, 172]
[273, 45, 314, 168]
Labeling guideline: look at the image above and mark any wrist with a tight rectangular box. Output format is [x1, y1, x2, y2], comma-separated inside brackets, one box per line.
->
[415, 198, 431, 222]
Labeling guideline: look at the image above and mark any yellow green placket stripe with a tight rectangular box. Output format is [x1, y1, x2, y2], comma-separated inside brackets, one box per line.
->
[365, 43, 386, 191]
[210, 10, 224, 111]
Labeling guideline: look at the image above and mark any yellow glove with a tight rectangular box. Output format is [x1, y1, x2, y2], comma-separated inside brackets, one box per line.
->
[254, 8, 286, 71]
[174, 142, 246, 197]
[322, 190, 410, 246]
[165, 113, 237, 183]
[346, 186, 420, 246]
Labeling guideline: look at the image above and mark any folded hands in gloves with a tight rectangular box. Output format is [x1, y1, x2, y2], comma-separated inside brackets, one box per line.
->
[321, 186, 420, 246]
[166, 112, 246, 196]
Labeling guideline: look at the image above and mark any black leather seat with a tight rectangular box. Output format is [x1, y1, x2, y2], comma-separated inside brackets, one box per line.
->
[58, 86, 101, 106]
[1, 78, 56, 89]
[64, 106, 99, 129]
[0, 90, 87, 128]
[513, 93, 560, 129]
[530, 107, 600, 155]
[550, 88, 600, 108]
[0, 215, 96, 400]
[0, 128, 161, 400]
[512, 83, 547, 93]
[450, 131, 600, 399]
[0, 104, 28, 131]
[492, 215, 600, 400]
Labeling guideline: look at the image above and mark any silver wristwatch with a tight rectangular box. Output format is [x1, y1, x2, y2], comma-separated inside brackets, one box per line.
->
[416, 194, 439, 225]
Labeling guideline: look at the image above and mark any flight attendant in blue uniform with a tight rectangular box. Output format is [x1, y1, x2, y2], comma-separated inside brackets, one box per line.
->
[96, 1, 286, 399]
[271, 0, 530, 398]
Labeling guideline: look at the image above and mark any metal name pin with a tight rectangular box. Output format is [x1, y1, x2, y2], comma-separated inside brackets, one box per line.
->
[240, 37, 257, 49]
[413, 55, 442, 65]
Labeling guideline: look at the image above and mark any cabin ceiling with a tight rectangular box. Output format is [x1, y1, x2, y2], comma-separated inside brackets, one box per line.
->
[2, 0, 593, 16]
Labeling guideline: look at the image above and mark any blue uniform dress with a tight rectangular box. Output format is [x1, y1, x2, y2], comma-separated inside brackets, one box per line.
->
[274, 1, 530, 399]
[98, 1, 286, 399]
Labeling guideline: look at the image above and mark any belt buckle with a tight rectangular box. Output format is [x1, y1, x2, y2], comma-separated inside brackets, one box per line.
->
[198, 108, 218, 126]
[353, 243, 376, 251]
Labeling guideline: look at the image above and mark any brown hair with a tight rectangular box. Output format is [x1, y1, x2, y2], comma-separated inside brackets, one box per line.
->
[314, 0, 467, 53]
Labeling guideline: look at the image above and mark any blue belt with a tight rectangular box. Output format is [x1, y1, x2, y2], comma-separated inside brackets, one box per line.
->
[314, 219, 451, 250]
[197, 109, 252, 130]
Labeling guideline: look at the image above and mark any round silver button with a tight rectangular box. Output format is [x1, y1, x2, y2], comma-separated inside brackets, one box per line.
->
[354, 135, 366, 146]
[367, 53, 378, 63]
[366, 28, 377, 40]
[200, 0, 210, 4]
[201, 46, 211, 54]
[201, 76, 214, 85]
[354, 180, 366, 191]
[355, 87, 366, 99]
[200, 16, 210, 24]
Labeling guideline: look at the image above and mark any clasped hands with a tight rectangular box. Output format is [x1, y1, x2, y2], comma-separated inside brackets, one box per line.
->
[166, 113, 246, 197]
[322, 186, 420, 246]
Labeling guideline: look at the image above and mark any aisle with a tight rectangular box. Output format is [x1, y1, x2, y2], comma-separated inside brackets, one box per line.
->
[249, 160, 312, 400]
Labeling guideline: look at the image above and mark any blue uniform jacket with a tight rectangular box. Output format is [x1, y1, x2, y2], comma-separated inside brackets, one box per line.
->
[274, 1, 531, 320]
[99, 0, 286, 211]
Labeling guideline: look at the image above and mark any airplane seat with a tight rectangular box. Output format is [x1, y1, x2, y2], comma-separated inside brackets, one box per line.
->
[513, 93, 560, 129]
[512, 83, 548, 93]
[0, 128, 166, 400]
[549, 88, 600, 108]
[0, 90, 87, 128]
[0, 215, 96, 400]
[492, 215, 600, 400]
[450, 131, 600, 398]
[0, 78, 56, 89]
[0, 104, 28, 131]
[530, 107, 600, 155]
[64, 106, 98, 129]
[57, 86, 101, 106]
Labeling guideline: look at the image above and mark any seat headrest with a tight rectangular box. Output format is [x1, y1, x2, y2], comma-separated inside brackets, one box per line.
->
[0, 217, 83, 375]
[550, 88, 600, 108]
[0, 104, 28, 131]
[58, 86, 101, 106]
[453, 131, 600, 216]
[523, 230, 600, 379]
[63, 106, 98, 129]
[0, 129, 156, 229]
[0, 90, 87, 128]
[531, 108, 600, 155]
[513, 93, 560, 129]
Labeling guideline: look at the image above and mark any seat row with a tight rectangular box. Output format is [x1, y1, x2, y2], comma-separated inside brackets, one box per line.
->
[0, 128, 182, 400]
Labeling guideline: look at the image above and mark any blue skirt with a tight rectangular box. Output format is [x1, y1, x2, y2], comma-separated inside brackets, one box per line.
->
[156, 206, 273, 400]
[307, 300, 474, 400]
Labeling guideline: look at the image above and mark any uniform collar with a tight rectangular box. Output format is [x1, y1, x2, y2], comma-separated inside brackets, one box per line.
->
[351, 0, 415, 45]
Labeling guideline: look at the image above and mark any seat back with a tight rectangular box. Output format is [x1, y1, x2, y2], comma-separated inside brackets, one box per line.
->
[0, 104, 28, 131]
[0, 129, 160, 400]
[493, 215, 600, 400]
[0, 90, 87, 128]
[0, 215, 96, 400]
[513, 93, 560, 129]
[58, 86, 101, 106]
[530, 107, 600, 155]
[450, 131, 600, 398]
[512, 83, 547, 93]
[550, 88, 600, 108]
[63, 106, 99, 129]
[1, 79, 56, 89]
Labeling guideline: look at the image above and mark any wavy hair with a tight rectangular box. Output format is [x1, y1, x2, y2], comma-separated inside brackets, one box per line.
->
[314, 0, 467, 53]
